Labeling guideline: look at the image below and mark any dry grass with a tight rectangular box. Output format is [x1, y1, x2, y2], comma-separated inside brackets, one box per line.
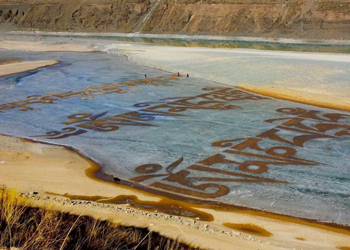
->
[0, 188, 202, 250]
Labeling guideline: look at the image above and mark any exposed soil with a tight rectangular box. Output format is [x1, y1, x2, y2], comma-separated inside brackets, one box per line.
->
[0, 0, 350, 40]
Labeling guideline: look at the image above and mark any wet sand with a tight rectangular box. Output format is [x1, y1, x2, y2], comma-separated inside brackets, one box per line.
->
[2, 37, 350, 113]
[1, 39, 350, 249]
[0, 40, 95, 52]
[0, 60, 59, 77]
[238, 85, 350, 112]
[113, 43, 350, 112]
[0, 40, 95, 77]
[1, 134, 350, 250]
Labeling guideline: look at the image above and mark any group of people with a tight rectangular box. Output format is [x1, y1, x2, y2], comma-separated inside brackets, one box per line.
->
[178, 72, 189, 77]
[144, 72, 189, 78]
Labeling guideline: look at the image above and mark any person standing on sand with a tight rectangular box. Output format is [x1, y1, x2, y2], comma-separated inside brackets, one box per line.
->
[145, 74, 147, 78]
[187, 73, 189, 77]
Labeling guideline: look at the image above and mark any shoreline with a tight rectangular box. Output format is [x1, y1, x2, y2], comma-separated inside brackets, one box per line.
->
[6, 31, 350, 46]
[0, 60, 60, 77]
[1, 38, 350, 249]
[0, 40, 96, 53]
[1, 133, 350, 250]
[2, 38, 350, 113]
[112, 42, 350, 112]
[0, 187, 200, 250]
[237, 85, 350, 113]
[18, 134, 350, 231]
[4, 31, 350, 55]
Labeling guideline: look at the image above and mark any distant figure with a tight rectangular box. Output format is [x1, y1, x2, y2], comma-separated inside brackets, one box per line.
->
[145, 74, 147, 78]
[177, 72, 180, 76]
[187, 73, 189, 77]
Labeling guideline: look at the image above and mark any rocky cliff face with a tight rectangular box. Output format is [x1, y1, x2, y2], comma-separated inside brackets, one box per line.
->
[0, 0, 150, 32]
[0, 0, 350, 39]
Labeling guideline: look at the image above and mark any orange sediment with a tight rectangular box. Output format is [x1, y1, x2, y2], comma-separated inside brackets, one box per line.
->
[9, 135, 350, 237]
[223, 223, 273, 237]
[47, 192, 214, 221]
[238, 85, 350, 112]
[337, 247, 350, 250]
[77, 155, 350, 237]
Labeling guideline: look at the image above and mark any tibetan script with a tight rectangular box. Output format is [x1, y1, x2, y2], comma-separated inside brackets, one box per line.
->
[130, 107, 350, 199]
[35, 87, 268, 139]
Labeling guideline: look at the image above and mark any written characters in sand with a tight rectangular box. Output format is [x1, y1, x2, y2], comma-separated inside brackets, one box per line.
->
[130, 107, 350, 199]
[0, 74, 180, 113]
[34, 87, 267, 139]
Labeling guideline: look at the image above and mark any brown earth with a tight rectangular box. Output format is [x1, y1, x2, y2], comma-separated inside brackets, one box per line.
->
[0, 0, 350, 40]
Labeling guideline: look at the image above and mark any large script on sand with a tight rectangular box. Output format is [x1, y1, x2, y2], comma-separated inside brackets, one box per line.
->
[1, 49, 349, 225]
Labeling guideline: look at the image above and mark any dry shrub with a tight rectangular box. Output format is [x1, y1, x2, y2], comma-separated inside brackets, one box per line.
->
[0, 188, 202, 250]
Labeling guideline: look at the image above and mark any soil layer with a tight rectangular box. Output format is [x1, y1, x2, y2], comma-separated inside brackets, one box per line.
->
[0, 0, 350, 40]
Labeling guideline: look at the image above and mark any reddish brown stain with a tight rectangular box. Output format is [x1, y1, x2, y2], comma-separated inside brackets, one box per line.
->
[223, 223, 273, 237]
[18, 136, 350, 237]
[337, 247, 350, 250]
[49, 192, 214, 222]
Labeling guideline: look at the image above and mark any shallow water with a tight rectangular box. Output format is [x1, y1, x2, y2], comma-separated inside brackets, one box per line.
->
[16, 32, 350, 53]
[0, 49, 349, 225]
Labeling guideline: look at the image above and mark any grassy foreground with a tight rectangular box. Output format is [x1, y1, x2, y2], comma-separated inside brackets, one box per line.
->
[0, 188, 202, 250]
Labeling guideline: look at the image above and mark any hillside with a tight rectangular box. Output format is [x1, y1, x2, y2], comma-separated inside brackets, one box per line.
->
[0, 0, 350, 40]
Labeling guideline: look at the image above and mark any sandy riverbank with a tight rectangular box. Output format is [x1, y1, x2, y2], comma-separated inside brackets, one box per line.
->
[112, 43, 350, 112]
[1, 38, 350, 249]
[238, 85, 350, 112]
[0, 40, 95, 52]
[1, 134, 350, 250]
[0, 40, 96, 77]
[0, 60, 59, 77]
[2, 38, 350, 113]
[8, 31, 350, 45]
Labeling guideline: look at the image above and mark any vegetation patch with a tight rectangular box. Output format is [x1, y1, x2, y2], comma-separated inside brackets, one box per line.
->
[0, 188, 202, 250]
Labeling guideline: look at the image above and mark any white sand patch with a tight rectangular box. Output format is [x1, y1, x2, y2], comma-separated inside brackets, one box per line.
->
[0, 60, 59, 77]
[0, 40, 95, 52]
[112, 43, 350, 110]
